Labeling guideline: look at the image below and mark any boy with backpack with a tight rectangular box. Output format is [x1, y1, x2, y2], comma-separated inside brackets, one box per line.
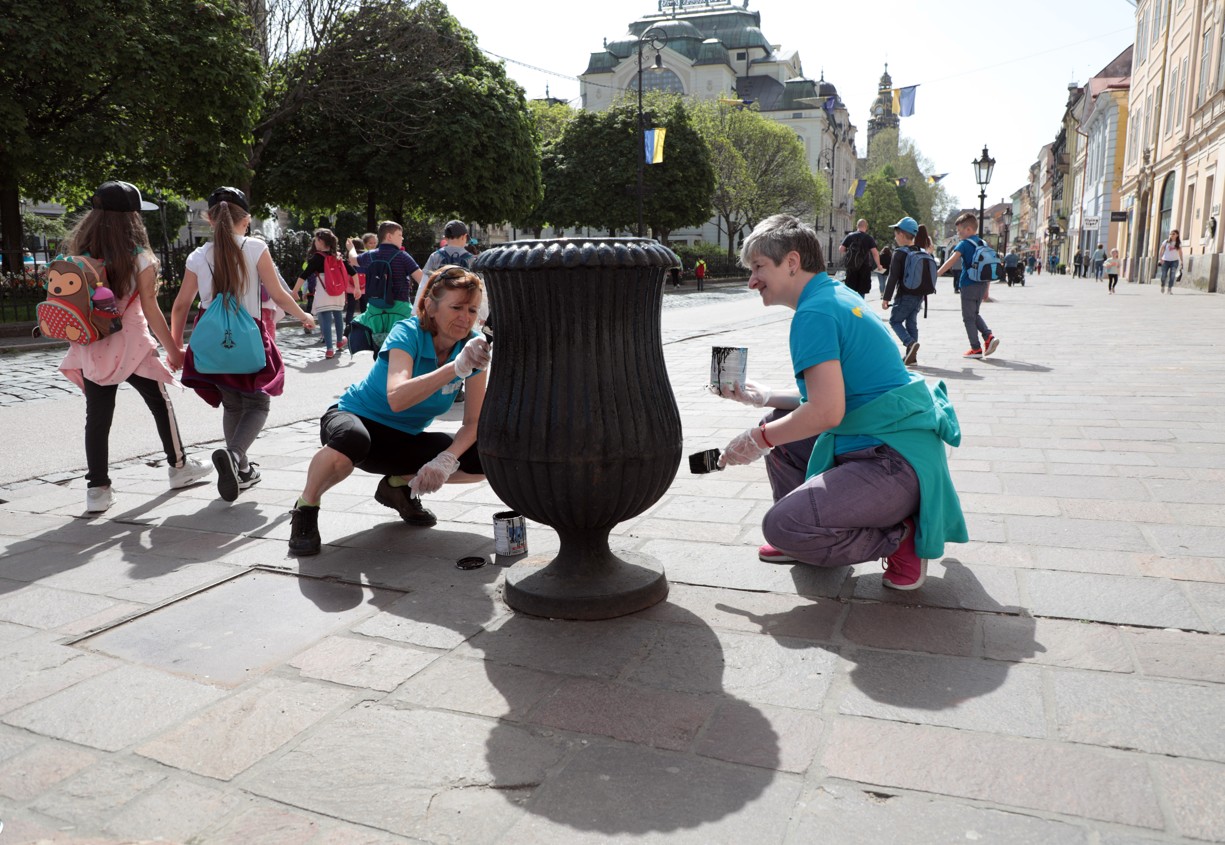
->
[348, 221, 424, 356]
[881, 217, 937, 367]
[415, 220, 473, 312]
[937, 211, 1001, 359]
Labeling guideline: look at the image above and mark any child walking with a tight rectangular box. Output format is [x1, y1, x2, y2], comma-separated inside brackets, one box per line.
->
[171, 187, 316, 502]
[1104, 248, 1122, 294]
[60, 181, 212, 513]
[292, 229, 355, 359]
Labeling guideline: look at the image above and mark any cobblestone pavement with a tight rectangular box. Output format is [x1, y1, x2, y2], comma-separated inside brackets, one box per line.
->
[0, 283, 756, 406]
[0, 276, 1223, 844]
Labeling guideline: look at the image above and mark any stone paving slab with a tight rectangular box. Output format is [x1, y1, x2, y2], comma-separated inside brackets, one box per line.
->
[0, 280, 1222, 843]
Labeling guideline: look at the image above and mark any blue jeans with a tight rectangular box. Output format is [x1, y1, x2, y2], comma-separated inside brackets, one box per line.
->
[759, 409, 920, 567]
[1093, 260, 1104, 279]
[889, 295, 922, 347]
[1161, 260, 1179, 289]
[318, 309, 344, 350]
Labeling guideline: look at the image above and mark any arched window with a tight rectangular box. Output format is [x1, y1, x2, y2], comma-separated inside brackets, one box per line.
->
[632, 68, 685, 95]
[1158, 172, 1177, 240]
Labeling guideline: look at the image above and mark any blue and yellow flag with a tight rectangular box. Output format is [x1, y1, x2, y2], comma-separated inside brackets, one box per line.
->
[891, 86, 917, 117]
[644, 128, 666, 164]
[847, 179, 867, 198]
[927, 173, 948, 185]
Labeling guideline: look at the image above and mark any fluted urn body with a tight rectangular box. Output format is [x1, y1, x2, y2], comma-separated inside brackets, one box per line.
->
[473, 238, 682, 619]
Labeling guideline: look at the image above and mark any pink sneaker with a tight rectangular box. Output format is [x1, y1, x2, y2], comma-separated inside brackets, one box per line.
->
[758, 543, 797, 563]
[882, 518, 927, 590]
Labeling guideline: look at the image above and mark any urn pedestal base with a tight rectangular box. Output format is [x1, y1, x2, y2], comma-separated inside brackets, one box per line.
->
[502, 547, 668, 621]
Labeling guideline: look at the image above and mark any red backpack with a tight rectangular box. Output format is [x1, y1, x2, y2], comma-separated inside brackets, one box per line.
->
[320, 254, 348, 296]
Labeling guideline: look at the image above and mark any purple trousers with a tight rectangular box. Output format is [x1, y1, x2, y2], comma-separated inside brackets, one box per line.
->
[761, 409, 920, 567]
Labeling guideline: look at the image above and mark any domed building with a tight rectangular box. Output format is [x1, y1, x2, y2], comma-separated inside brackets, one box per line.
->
[579, 0, 858, 249]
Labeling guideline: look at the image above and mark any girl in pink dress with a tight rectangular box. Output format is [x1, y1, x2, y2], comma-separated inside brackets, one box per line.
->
[59, 181, 212, 514]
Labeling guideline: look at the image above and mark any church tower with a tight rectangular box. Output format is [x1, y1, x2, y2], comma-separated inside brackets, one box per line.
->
[866, 64, 900, 153]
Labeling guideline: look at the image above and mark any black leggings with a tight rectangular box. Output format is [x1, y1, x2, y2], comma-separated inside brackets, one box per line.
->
[1108, 274, 1119, 292]
[319, 406, 482, 477]
[83, 374, 186, 488]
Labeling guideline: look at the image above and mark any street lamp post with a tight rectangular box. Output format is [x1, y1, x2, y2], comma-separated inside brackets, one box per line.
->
[636, 27, 667, 239]
[972, 145, 996, 239]
[818, 147, 835, 262]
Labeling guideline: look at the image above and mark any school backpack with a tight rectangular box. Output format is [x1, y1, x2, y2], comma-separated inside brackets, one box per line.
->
[35, 256, 127, 345]
[899, 247, 938, 296]
[363, 253, 397, 308]
[433, 247, 472, 271]
[189, 293, 266, 374]
[320, 254, 348, 296]
[966, 236, 1002, 283]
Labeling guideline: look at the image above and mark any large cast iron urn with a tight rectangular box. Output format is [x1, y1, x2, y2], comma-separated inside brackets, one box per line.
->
[473, 238, 682, 620]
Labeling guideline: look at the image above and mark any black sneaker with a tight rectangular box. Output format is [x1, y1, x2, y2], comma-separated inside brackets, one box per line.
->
[374, 476, 437, 527]
[238, 463, 261, 490]
[212, 448, 240, 502]
[289, 505, 321, 556]
[903, 341, 920, 366]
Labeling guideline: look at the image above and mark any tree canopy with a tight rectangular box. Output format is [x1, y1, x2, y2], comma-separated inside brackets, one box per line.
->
[691, 101, 827, 260]
[860, 129, 952, 238]
[0, 0, 262, 269]
[547, 93, 714, 241]
[253, 0, 540, 228]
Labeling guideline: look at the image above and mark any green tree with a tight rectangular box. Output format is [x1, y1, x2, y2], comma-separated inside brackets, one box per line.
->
[549, 93, 714, 241]
[254, 1, 540, 229]
[865, 128, 950, 233]
[0, 0, 262, 271]
[691, 100, 827, 261]
[517, 100, 577, 237]
[856, 172, 908, 246]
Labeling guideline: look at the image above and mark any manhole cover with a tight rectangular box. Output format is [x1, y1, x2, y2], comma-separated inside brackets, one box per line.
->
[74, 569, 402, 687]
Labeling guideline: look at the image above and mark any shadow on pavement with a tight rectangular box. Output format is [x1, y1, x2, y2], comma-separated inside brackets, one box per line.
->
[978, 358, 1054, 373]
[716, 558, 1039, 712]
[911, 365, 985, 381]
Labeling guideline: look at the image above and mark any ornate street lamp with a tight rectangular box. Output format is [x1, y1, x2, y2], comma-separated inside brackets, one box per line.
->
[817, 147, 835, 262]
[637, 27, 667, 238]
[973, 145, 995, 236]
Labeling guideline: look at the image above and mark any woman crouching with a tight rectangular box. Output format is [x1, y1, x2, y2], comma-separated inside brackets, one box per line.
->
[289, 266, 491, 555]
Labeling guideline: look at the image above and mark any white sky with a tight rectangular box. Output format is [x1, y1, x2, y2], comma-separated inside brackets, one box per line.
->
[444, 0, 1137, 214]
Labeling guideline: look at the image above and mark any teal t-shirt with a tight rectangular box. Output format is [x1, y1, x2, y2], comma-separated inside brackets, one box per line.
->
[790, 272, 911, 455]
[338, 316, 479, 434]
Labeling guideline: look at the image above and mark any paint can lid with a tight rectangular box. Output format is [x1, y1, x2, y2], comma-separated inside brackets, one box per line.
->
[455, 556, 487, 571]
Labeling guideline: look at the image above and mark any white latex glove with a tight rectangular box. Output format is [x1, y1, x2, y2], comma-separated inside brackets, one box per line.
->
[711, 380, 772, 407]
[718, 427, 772, 468]
[454, 337, 491, 379]
[409, 451, 460, 496]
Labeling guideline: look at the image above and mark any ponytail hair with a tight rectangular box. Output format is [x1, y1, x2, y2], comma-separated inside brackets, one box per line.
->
[312, 228, 340, 257]
[914, 224, 931, 251]
[208, 201, 250, 298]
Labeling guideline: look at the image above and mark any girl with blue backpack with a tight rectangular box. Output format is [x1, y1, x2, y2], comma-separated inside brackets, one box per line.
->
[170, 187, 316, 503]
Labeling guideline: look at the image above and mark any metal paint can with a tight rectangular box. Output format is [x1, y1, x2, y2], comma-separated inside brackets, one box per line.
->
[710, 346, 748, 388]
[493, 510, 528, 556]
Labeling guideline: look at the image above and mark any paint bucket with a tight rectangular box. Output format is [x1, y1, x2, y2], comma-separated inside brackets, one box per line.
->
[710, 346, 748, 389]
[493, 510, 528, 556]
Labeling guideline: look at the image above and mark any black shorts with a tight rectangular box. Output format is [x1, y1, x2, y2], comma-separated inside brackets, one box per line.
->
[319, 405, 483, 477]
[844, 267, 873, 295]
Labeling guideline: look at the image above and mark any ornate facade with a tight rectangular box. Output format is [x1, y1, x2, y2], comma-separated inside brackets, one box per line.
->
[579, 0, 858, 246]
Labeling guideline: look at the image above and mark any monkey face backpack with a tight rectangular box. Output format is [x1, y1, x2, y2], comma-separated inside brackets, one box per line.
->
[35, 256, 127, 345]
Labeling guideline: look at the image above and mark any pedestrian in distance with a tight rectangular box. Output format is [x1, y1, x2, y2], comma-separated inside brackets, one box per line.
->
[1003, 248, 1020, 286]
[876, 245, 892, 297]
[288, 266, 492, 556]
[937, 211, 1000, 359]
[1104, 248, 1121, 294]
[59, 180, 212, 514]
[343, 237, 367, 332]
[415, 221, 474, 312]
[839, 219, 884, 298]
[292, 228, 356, 360]
[1092, 243, 1106, 280]
[1159, 229, 1183, 293]
[881, 217, 937, 368]
[710, 214, 967, 591]
[1073, 248, 1084, 278]
[170, 187, 316, 503]
[694, 256, 707, 291]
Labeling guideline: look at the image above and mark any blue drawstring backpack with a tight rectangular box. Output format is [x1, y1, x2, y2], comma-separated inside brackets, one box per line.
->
[189, 293, 266, 374]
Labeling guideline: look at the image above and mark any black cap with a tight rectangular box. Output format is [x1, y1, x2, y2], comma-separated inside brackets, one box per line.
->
[443, 220, 468, 239]
[92, 181, 158, 213]
[207, 186, 250, 212]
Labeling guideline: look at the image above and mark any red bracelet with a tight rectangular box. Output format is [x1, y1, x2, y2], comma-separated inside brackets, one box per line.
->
[758, 424, 774, 448]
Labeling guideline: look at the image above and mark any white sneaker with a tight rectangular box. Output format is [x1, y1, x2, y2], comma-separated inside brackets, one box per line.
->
[168, 458, 212, 489]
[85, 486, 113, 513]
